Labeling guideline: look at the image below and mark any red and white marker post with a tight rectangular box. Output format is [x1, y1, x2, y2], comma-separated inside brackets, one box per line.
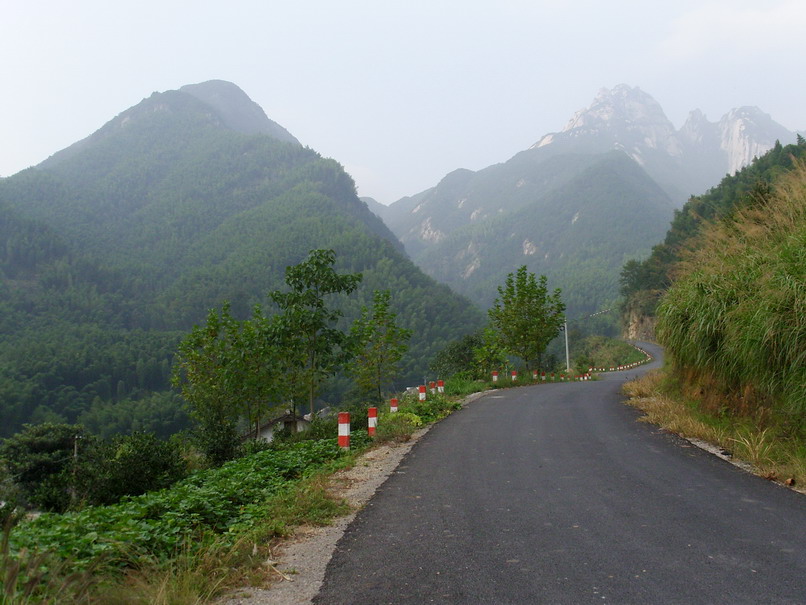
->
[418, 385, 427, 401]
[492, 371, 499, 383]
[338, 412, 350, 449]
[390, 397, 398, 413]
[437, 379, 445, 393]
[511, 370, 518, 382]
[367, 407, 377, 437]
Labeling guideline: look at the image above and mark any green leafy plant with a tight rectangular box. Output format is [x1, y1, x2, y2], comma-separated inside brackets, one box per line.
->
[1, 515, 100, 605]
[8, 438, 349, 570]
[375, 412, 422, 442]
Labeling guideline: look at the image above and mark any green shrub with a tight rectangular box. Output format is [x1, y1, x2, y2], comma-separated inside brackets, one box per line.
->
[403, 394, 461, 423]
[76, 431, 187, 506]
[0, 423, 94, 513]
[375, 412, 422, 442]
[444, 376, 485, 397]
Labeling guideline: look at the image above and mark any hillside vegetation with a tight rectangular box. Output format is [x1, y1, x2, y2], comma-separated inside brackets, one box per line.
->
[620, 138, 806, 322]
[657, 160, 805, 427]
[619, 140, 806, 484]
[0, 82, 483, 438]
[399, 151, 673, 330]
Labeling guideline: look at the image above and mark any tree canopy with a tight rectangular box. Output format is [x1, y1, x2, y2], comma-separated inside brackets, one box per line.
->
[488, 266, 565, 371]
[348, 290, 412, 404]
[172, 250, 363, 463]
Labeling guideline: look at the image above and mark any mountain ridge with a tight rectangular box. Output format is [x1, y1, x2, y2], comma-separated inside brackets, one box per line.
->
[529, 84, 794, 201]
[415, 151, 674, 311]
[379, 84, 794, 318]
[0, 80, 483, 438]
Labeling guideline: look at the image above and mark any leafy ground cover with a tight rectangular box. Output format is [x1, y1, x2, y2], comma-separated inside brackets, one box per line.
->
[1, 387, 465, 602]
[10, 439, 348, 566]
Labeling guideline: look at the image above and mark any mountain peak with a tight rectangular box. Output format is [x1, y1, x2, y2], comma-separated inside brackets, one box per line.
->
[528, 85, 795, 201]
[532, 84, 677, 154]
[574, 84, 671, 128]
[40, 81, 301, 169]
[717, 106, 791, 173]
[179, 80, 300, 144]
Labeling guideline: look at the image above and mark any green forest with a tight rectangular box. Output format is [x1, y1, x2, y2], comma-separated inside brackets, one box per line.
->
[414, 151, 673, 332]
[0, 88, 483, 439]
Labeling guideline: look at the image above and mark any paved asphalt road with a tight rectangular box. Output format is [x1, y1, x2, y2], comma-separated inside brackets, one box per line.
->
[314, 343, 806, 604]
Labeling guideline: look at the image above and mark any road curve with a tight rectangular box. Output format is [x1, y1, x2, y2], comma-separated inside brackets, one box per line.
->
[314, 343, 805, 604]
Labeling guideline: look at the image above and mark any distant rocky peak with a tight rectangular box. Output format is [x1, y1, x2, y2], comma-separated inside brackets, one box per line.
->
[529, 86, 795, 199]
[679, 109, 719, 147]
[718, 106, 789, 174]
[532, 84, 678, 154]
[588, 84, 672, 128]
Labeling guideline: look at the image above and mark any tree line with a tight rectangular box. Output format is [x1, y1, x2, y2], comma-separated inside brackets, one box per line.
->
[172, 249, 412, 464]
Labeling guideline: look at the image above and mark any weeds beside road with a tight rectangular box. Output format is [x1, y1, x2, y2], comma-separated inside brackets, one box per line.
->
[624, 370, 805, 492]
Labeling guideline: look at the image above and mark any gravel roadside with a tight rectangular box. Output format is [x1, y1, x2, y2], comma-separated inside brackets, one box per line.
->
[217, 391, 489, 605]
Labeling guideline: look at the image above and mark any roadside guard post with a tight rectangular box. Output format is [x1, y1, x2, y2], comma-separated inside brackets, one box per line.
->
[368, 407, 377, 437]
[390, 397, 398, 413]
[437, 379, 445, 393]
[492, 370, 499, 383]
[338, 412, 350, 449]
[419, 385, 427, 401]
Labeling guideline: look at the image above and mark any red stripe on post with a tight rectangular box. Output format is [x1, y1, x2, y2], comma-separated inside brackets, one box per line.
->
[338, 412, 350, 449]
[419, 385, 427, 401]
[368, 407, 377, 437]
[492, 371, 498, 382]
[390, 397, 398, 413]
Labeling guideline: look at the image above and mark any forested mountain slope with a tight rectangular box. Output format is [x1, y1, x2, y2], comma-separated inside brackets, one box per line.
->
[620, 138, 806, 332]
[0, 81, 483, 438]
[381, 85, 794, 329]
[386, 150, 674, 325]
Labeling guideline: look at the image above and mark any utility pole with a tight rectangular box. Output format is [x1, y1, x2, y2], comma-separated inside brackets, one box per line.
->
[564, 319, 570, 372]
[70, 434, 81, 507]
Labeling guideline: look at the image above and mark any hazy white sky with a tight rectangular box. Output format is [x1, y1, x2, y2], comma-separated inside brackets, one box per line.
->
[2, 0, 804, 203]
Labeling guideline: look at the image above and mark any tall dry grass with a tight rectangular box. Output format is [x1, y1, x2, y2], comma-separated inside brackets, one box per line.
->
[623, 371, 805, 486]
[656, 160, 806, 426]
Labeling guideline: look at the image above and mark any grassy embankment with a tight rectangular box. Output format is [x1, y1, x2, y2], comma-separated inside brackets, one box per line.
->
[624, 371, 805, 487]
[624, 162, 806, 488]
